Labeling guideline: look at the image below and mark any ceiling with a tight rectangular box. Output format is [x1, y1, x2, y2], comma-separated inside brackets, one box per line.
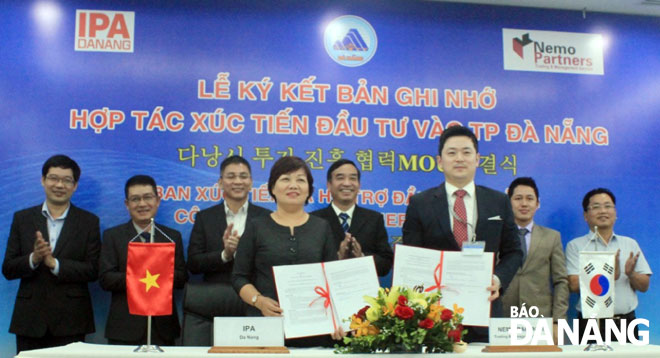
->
[432, 0, 660, 17]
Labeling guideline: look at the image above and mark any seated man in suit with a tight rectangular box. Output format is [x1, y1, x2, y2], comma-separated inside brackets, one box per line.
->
[187, 155, 271, 283]
[2, 155, 101, 354]
[501, 177, 568, 340]
[311, 159, 393, 277]
[402, 125, 522, 342]
[99, 175, 188, 346]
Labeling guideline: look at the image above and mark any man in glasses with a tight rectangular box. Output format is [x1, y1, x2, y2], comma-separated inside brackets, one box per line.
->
[99, 175, 187, 346]
[2, 155, 101, 354]
[565, 188, 651, 342]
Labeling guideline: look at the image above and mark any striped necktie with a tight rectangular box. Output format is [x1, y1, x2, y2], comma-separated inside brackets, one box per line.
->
[338, 212, 350, 232]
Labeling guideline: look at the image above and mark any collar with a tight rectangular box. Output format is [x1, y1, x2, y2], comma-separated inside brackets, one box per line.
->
[445, 181, 476, 198]
[132, 221, 151, 235]
[41, 202, 70, 221]
[587, 229, 618, 245]
[225, 200, 249, 216]
[518, 221, 534, 232]
[331, 202, 356, 218]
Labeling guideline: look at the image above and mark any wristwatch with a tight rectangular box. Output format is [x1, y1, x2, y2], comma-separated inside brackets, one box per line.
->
[251, 294, 261, 306]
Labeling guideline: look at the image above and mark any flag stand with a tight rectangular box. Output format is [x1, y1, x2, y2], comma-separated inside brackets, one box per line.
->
[133, 316, 164, 352]
[133, 219, 165, 353]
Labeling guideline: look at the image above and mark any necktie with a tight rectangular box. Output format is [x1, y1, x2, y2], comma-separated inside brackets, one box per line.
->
[453, 189, 468, 247]
[140, 232, 151, 243]
[519, 228, 529, 261]
[338, 213, 350, 232]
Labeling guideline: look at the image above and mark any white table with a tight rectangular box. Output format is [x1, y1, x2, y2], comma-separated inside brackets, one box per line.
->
[16, 342, 660, 358]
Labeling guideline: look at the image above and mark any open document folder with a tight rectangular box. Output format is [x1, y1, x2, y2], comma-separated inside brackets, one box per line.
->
[391, 244, 494, 326]
[273, 256, 380, 339]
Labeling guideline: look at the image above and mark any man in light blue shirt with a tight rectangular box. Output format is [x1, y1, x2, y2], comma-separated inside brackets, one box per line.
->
[566, 188, 652, 342]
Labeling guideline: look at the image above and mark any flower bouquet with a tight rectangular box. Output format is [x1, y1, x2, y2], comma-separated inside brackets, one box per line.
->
[336, 286, 467, 353]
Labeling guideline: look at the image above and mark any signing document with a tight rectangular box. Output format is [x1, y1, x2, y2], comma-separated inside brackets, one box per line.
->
[391, 244, 493, 326]
[273, 256, 379, 338]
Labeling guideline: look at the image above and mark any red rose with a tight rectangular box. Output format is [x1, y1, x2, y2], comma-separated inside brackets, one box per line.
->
[356, 305, 369, 319]
[448, 328, 462, 342]
[418, 318, 435, 329]
[394, 305, 414, 320]
[440, 309, 453, 322]
[397, 295, 408, 306]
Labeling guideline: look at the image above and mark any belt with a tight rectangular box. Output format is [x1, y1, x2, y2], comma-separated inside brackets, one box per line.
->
[612, 311, 636, 320]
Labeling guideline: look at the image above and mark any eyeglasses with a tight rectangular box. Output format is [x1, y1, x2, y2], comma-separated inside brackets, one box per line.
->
[127, 194, 157, 204]
[45, 175, 75, 186]
[222, 174, 251, 180]
[588, 204, 615, 211]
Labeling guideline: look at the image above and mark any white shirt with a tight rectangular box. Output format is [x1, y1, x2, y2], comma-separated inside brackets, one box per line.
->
[445, 181, 476, 242]
[225, 200, 249, 237]
[29, 202, 69, 274]
[566, 231, 652, 314]
[331, 202, 356, 228]
[221, 200, 249, 262]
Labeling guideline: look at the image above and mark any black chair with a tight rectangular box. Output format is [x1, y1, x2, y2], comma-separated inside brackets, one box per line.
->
[181, 281, 246, 346]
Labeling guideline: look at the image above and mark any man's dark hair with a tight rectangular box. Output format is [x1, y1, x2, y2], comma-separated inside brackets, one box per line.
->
[326, 159, 361, 182]
[220, 155, 251, 176]
[582, 188, 616, 212]
[125, 175, 158, 199]
[268, 156, 314, 204]
[42, 154, 81, 182]
[508, 177, 539, 199]
[438, 125, 478, 156]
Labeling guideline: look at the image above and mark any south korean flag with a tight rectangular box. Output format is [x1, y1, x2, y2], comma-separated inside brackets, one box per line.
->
[579, 251, 615, 318]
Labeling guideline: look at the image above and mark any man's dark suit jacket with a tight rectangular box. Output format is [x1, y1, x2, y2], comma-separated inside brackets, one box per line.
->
[311, 205, 393, 277]
[99, 221, 187, 342]
[402, 183, 523, 316]
[187, 202, 271, 282]
[2, 204, 101, 338]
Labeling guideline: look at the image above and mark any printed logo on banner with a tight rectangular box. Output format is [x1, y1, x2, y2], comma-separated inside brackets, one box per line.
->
[75, 10, 135, 53]
[324, 15, 377, 67]
[502, 28, 604, 75]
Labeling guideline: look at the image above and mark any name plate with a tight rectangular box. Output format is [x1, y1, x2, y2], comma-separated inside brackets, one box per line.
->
[214, 317, 284, 347]
[489, 317, 553, 345]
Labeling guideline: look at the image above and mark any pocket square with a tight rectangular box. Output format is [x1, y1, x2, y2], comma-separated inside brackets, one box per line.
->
[487, 215, 502, 220]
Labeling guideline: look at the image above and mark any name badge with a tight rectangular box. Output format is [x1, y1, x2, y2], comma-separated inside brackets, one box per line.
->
[214, 317, 284, 347]
[489, 317, 553, 345]
[462, 241, 485, 255]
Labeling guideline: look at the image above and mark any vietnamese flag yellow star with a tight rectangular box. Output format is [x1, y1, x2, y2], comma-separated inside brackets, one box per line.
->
[139, 269, 160, 292]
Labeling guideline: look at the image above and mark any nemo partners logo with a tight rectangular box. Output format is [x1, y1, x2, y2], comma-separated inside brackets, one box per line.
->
[324, 15, 377, 67]
[503, 28, 604, 75]
[75, 10, 135, 52]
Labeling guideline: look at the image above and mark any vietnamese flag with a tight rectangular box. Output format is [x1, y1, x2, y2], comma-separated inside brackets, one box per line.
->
[126, 242, 175, 316]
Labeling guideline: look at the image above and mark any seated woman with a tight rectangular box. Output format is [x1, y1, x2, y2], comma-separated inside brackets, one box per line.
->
[231, 156, 343, 346]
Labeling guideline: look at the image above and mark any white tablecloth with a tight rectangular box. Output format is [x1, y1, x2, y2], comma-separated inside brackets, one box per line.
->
[16, 342, 660, 358]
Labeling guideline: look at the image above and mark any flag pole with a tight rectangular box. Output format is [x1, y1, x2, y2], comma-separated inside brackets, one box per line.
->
[133, 218, 164, 353]
[148, 218, 155, 349]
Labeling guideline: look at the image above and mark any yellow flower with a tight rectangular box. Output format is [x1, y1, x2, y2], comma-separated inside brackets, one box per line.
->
[366, 306, 381, 322]
[350, 316, 379, 337]
[384, 286, 401, 305]
[411, 298, 428, 309]
[382, 301, 396, 316]
[453, 303, 464, 314]
[427, 303, 443, 322]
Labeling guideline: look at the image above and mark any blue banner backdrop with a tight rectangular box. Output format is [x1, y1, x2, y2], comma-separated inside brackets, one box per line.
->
[1, 0, 658, 354]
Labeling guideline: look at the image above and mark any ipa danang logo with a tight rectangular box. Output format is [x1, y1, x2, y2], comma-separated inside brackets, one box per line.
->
[75, 10, 135, 52]
[324, 15, 377, 67]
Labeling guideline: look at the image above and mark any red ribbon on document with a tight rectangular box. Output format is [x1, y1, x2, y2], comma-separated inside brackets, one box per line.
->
[425, 251, 445, 292]
[308, 262, 338, 331]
